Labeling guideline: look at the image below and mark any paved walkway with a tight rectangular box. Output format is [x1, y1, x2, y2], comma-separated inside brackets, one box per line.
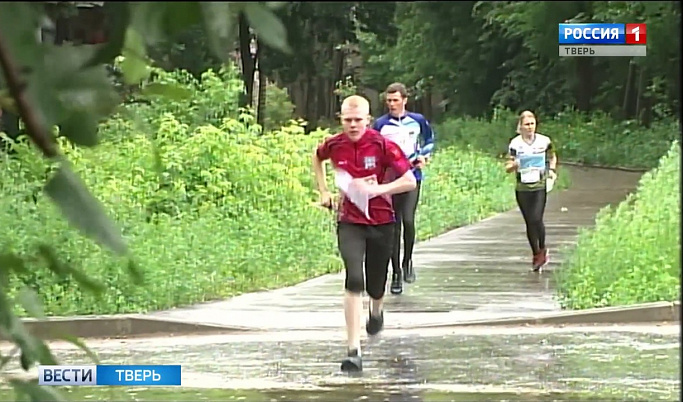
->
[4, 325, 678, 399]
[148, 166, 643, 331]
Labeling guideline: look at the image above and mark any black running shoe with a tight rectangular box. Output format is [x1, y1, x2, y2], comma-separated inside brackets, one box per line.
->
[341, 348, 362, 372]
[390, 270, 403, 295]
[366, 310, 384, 336]
[403, 259, 416, 283]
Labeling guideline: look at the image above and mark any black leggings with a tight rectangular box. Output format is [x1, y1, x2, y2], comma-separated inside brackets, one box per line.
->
[515, 189, 547, 255]
[391, 181, 422, 273]
[337, 222, 394, 300]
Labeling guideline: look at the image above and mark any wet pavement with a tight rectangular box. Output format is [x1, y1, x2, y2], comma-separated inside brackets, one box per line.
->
[148, 166, 644, 330]
[2, 325, 679, 400]
[3, 167, 677, 400]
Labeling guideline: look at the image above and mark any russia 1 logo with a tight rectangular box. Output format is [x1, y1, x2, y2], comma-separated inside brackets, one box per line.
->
[625, 24, 647, 44]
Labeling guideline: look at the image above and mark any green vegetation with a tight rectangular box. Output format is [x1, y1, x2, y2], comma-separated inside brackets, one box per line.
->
[556, 141, 680, 309]
[357, 2, 680, 125]
[1, 67, 570, 317]
[435, 108, 680, 170]
[0, 3, 299, 400]
[0, 2, 679, 401]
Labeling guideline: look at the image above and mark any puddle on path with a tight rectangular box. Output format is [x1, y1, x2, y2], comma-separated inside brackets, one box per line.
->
[1, 384, 676, 402]
[2, 327, 677, 401]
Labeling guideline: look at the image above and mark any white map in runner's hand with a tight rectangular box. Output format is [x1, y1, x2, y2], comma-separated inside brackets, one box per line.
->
[335, 169, 377, 219]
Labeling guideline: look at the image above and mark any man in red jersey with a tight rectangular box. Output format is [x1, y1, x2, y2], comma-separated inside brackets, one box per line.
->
[312, 95, 416, 372]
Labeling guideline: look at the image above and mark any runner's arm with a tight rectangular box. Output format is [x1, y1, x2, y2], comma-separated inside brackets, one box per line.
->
[374, 141, 416, 195]
[547, 142, 558, 173]
[313, 140, 331, 194]
[418, 115, 435, 152]
[505, 145, 518, 173]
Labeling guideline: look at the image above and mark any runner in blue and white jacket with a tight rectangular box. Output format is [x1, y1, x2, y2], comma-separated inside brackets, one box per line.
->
[372, 82, 435, 295]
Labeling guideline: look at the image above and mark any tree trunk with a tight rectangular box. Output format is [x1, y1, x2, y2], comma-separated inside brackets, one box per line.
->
[635, 67, 645, 124]
[639, 96, 653, 128]
[304, 73, 316, 133]
[622, 60, 634, 119]
[256, 41, 266, 130]
[238, 14, 255, 109]
[329, 46, 345, 120]
[288, 77, 308, 120]
[304, 30, 322, 131]
[328, 36, 347, 122]
[423, 91, 433, 121]
[574, 58, 593, 112]
[316, 74, 326, 125]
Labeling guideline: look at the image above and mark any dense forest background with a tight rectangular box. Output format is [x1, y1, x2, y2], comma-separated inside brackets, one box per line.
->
[3, 1, 678, 138]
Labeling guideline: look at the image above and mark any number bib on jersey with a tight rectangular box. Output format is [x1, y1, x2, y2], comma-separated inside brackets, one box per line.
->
[380, 125, 416, 156]
[518, 154, 546, 184]
[520, 168, 541, 183]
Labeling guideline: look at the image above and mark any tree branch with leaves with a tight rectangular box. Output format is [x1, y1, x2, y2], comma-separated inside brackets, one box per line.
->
[0, 2, 290, 400]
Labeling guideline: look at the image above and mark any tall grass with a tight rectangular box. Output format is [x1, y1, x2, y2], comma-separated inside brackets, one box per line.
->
[555, 141, 680, 309]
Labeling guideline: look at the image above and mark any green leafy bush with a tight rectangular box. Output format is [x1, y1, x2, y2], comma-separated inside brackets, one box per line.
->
[555, 141, 680, 309]
[2, 116, 339, 315]
[1, 107, 557, 316]
[0, 61, 576, 317]
[263, 82, 297, 132]
[0, 3, 297, 401]
[103, 66, 246, 144]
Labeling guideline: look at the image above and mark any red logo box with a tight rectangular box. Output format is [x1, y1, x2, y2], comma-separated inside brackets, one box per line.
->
[626, 23, 647, 44]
